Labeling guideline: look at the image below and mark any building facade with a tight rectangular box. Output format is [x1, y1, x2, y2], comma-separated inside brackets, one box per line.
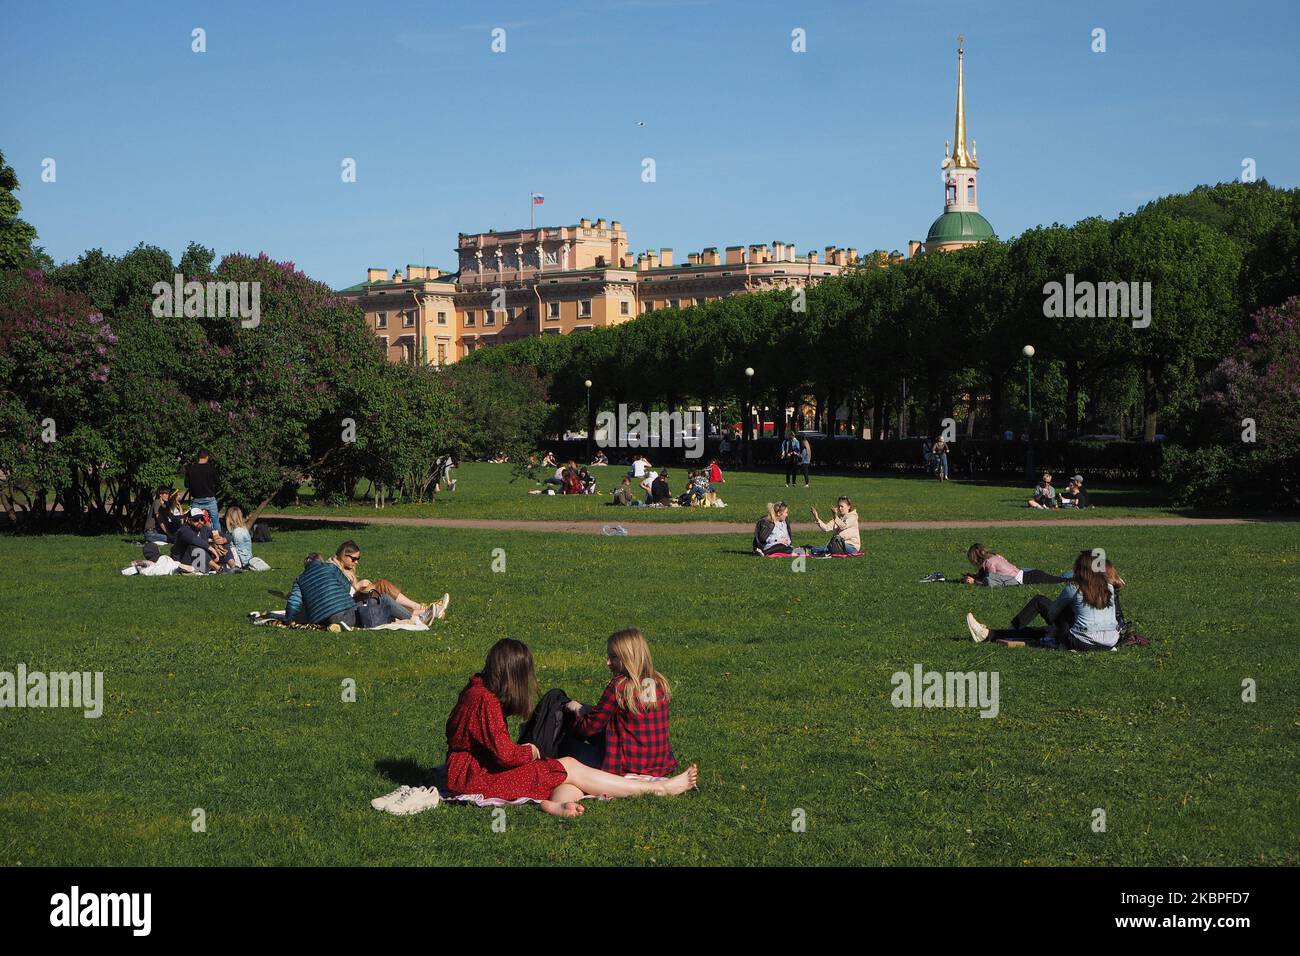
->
[338, 218, 869, 365]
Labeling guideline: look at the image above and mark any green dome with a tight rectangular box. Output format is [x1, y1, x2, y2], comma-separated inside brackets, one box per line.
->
[925, 211, 996, 246]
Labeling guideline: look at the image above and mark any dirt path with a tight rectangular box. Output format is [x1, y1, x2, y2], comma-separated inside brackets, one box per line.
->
[265, 513, 1255, 535]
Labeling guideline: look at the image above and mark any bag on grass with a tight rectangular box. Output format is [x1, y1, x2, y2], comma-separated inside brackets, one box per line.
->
[518, 688, 571, 759]
[355, 596, 394, 629]
[827, 534, 848, 555]
[252, 522, 273, 543]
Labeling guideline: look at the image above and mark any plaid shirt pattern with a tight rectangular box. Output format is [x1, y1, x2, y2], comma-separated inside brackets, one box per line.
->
[572, 677, 677, 776]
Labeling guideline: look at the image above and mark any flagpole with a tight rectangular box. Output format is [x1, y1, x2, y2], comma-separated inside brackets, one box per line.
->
[530, 194, 534, 230]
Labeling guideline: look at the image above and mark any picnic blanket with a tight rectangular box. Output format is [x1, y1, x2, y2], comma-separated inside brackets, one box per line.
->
[122, 555, 271, 576]
[248, 612, 429, 632]
[760, 550, 863, 559]
[374, 765, 667, 809]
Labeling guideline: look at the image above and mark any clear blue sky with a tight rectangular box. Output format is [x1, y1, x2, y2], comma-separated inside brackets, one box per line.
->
[2, 0, 1296, 289]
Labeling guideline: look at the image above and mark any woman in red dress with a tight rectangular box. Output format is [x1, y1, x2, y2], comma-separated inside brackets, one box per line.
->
[445, 639, 698, 817]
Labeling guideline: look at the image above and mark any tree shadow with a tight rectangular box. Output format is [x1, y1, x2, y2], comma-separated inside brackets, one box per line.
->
[262, 517, 373, 532]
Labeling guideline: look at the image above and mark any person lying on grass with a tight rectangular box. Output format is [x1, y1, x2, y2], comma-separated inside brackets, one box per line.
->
[753, 501, 793, 555]
[330, 540, 449, 622]
[810, 496, 860, 556]
[966, 550, 1123, 651]
[565, 628, 678, 778]
[960, 543, 1068, 587]
[444, 639, 698, 818]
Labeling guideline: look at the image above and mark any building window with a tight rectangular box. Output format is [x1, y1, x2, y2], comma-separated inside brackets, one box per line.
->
[485, 311, 496, 326]
[967, 180, 976, 204]
[774, 270, 785, 275]
[436, 342, 447, 364]
[670, 299, 680, 310]
[547, 302, 560, 319]
[379, 335, 389, 352]
[403, 311, 415, 327]
[376, 312, 388, 329]
[437, 311, 447, 325]
[465, 310, 476, 326]
[543, 328, 561, 335]
[619, 300, 630, 316]
[642, 302, 651, 314]
[722, 271, 732, 277]
[579, 300, 592, 317]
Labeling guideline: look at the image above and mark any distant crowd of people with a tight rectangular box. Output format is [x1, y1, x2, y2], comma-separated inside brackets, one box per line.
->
[610, 455, 727, 508]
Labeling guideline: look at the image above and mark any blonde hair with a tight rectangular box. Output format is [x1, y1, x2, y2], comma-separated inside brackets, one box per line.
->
[607, 628, 671, 715]
[766, 501, 789, 524]
[224, 506, 248, 531]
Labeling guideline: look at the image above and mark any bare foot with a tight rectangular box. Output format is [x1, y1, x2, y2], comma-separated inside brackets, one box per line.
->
[540, 799, 585, 818]
[662, 764, 699, 796]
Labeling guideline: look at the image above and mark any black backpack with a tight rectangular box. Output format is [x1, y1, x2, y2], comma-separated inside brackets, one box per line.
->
[354, 595, 394, 629]
[252, 521, 273, 543]
[517, 688, 572, 758]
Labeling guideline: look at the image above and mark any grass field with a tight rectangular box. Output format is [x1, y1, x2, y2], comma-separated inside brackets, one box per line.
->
[2, 506, 1297, 866]
[269, 462, 1185, 523]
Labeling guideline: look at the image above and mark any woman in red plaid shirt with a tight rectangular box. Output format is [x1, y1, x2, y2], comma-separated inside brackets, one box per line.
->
[566, 628, 679, 777]
[446, 638, 696, 818]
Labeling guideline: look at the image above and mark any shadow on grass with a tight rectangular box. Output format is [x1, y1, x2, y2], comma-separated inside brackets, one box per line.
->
[261, 517, 372, 533]
[374, 757, 437, 787]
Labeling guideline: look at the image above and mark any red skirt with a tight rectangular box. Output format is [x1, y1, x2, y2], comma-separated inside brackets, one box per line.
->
[447, 753, 568, 802]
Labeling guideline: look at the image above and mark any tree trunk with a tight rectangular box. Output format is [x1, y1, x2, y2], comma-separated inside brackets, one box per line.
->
[1066, 359, 1080, 439]
[1142, 361, 1159, 442]
[872, 385, 885, 442]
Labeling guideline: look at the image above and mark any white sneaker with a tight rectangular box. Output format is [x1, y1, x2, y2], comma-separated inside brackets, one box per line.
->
[371, 785, 411, 811]
[384, 785, 442, 816]
[967, 612, 990, 643]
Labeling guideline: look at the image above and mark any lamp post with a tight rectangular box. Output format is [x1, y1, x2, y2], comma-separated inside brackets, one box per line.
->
[1022, 345, 1036, 481]
[584, 379, 593, 464]
[744, 367, 755, 470]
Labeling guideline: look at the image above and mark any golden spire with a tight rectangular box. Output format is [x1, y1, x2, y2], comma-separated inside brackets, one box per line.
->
[948, 34, 977, 169]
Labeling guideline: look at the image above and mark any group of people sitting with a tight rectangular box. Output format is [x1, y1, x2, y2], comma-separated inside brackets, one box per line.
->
[125, 486, 267, 575]
[536, 458, 599, 495]
[1028, 472, 1089, 509]
[268, 540, 450, 629]
[965, 548, 1135, 651]
[608, 456, 727, 508]
[752, 495, 862, 557]
[373, 629, 698, 818]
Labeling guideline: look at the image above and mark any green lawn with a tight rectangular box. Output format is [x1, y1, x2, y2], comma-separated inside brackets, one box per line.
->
[271, 462, 1183, 523]
[2, 521, 1296, 865]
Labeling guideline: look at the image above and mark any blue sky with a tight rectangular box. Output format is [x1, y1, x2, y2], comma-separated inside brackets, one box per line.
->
[2, 0, 1296, 289]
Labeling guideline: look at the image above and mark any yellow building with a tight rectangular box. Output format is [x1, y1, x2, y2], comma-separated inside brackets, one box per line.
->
[338, 217, 867, 365]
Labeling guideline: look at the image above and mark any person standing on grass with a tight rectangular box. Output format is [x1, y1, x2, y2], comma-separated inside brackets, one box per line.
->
[185, 449, 221, 531]
[810, 496, 860, 555]
[782, 431, 802, 486]
[966, 551, 1122, 651]
[443, 639, 698, 819]
[931, 436, 950, 481]
[799, 439, 812, 486]
[566, 628, 678, 778]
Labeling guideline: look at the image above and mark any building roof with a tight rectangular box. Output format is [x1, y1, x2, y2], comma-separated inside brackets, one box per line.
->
[925, 211, 995, 245]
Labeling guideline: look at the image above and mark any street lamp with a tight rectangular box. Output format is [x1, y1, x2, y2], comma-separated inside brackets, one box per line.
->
[744, 367, 755, 470]
[584, 379, 593, 464]
[1022, 345, 1036, 481]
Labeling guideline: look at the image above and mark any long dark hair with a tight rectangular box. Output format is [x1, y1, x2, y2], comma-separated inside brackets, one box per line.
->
[1073, 551, 1114, 610]
[480, 638, 538, 719]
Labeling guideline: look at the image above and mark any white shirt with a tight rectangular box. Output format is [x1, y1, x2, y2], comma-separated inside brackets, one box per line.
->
[632, 459, 647, 477]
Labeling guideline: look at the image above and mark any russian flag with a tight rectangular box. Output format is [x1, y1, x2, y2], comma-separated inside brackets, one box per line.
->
[532, 193, 545, 205]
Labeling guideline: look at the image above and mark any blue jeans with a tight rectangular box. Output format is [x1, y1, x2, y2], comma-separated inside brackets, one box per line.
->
[193, 496, 221, 532]
[937, 453, 949, 479]
[144, 531, 170, 544]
